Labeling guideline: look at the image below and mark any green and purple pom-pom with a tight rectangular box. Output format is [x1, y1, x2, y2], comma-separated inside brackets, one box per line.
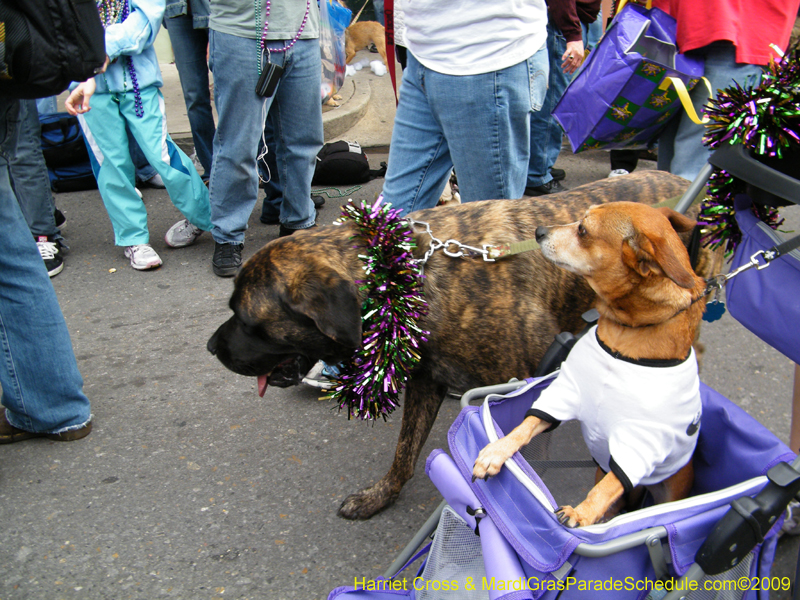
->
[699, 44, 799, 254]
[324, 196, 428, 421]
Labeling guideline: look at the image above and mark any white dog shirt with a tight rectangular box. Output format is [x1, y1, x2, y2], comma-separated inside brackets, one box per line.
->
[527, 326, 702, 492]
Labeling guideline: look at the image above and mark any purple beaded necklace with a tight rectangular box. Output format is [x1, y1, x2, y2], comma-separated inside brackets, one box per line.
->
[255, 0, 311, 74]
[97, 0, 144, 117]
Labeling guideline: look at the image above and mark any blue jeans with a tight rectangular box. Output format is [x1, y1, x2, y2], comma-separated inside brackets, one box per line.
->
[258, 112, 283, 223]
[581, 9, 603, 53]
[373, 0, 385, 26]
[527, 24, 568, 188]
[208, 31, 322, 240]
[0, 99, 91, 434]
[165, 13, 215, 179]
[381, 45, 548, 215]
[9, 99, 59, 239]
[657, 42, 763, 181]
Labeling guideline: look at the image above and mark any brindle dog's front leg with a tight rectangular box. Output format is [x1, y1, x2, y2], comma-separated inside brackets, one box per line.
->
[338, 379, 448, 520]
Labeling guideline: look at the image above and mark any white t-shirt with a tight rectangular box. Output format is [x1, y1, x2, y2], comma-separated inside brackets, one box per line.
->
[529, 326, 702, 491]
[403, 0, 548, 76]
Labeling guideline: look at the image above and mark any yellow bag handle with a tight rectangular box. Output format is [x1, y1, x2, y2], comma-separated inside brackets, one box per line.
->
[615, 0, 653, 13]
[659, 76, 713, 125]
[613, 0, 713, 125]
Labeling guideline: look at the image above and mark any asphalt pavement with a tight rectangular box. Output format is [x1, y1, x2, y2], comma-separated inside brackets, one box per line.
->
[1, 52, 799, 599]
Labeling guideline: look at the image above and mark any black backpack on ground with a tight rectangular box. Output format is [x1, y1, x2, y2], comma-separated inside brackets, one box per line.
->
[312, 141, 386, 185]
[0, 0, 106, 99]
[39, 112, 97, 193]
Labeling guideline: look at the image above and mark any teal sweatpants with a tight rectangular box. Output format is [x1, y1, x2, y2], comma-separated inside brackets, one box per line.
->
[79, 85, 212, 246]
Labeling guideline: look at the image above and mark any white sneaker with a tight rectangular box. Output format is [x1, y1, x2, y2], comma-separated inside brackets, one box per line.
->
[144, 173, 166, 188]
[124, 244, 162, 270]
[608, 169, 630, 178]
[135, 187, 143, 199]
[164, 219, 204, 248]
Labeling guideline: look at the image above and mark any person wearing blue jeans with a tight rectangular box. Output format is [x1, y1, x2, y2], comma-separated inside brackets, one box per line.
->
[9, 99, 66, 277]
[380, 1, 549, 216]
[203, 0, 322, 277]
[165, 0, 216, 182]
[526, 0, 597, 196]
[0, 99, 92, 443]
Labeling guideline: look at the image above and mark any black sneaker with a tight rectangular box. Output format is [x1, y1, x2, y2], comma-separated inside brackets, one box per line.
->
[54, 208, 66, 227]
[212, 242, 243, 278]
[525, 179, 566, 196]
[549, 167, 566, 181]
[35, 235, 64, 277]
[312, 194, 325, 209]
[279, 223, 318, 238]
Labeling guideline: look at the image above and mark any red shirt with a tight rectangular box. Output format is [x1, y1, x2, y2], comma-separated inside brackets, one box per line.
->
[652, 0, 800, 65]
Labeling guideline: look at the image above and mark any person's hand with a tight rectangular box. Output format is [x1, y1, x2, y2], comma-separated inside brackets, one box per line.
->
[65, 78, 97, 116]
[561, 40, 585, 75]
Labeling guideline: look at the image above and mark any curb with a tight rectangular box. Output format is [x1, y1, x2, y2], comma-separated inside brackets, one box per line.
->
[322, 76, 371, 142]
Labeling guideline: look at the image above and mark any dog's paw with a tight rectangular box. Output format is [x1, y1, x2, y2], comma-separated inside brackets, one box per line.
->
[324, 97, 341, 107]
[555, 506, 582, 528]
[472, 442, 513, 482]
[338, 485, 399, 520]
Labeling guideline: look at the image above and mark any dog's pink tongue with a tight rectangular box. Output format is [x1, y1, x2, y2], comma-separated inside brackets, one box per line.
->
[257, 375, 268, 397]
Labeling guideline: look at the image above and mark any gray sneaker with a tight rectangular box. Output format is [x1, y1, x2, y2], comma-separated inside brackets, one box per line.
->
[165, 219, 204, 248]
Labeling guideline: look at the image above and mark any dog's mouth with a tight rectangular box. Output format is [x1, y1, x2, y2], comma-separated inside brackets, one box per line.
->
[257, 354, 313, 397]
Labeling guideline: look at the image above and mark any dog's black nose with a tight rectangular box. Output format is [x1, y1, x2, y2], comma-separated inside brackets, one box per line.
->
[207, 332, 218, 356]
[535, 226, 549, 243]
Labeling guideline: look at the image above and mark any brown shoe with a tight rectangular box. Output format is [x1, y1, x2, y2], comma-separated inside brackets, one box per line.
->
[0, 412, 92, 444]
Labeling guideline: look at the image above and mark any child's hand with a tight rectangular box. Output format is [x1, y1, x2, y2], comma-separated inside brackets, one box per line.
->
[65, 79, 97, 116]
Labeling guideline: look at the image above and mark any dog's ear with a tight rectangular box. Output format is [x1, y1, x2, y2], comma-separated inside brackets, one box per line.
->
[657, 207, 697, 233]
[624, 228, 697, 289]
[283, 268, 362, 349]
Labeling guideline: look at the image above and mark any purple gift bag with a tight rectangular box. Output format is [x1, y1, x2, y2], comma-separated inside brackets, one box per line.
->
[552, 3, 704, 152]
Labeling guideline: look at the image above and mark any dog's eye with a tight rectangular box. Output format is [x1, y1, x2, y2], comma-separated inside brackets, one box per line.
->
[578, 223, 587, 237]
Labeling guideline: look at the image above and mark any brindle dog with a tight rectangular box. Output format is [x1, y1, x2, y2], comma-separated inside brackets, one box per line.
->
[208, 171, 714, 520]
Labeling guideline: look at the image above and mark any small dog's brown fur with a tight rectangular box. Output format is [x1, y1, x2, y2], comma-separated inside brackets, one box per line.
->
[208, 172, 717, 521]
[472, 202, 707, 527]
[345, 21, 388, 67]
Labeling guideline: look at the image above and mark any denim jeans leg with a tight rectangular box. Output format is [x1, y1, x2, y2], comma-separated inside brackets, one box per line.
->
[428, 47, 545, 202]
[658, 42, 762, 181]
[381, 54, 456, 215]
[269, 38, 321, 229]
[165, 14, 215, 179]
[259, 112, 283, 223]
[208, 29, 276, 244]
[9, 100, 59, 238]
[0, 100, 91, 434]
[528, 26, 565, 188]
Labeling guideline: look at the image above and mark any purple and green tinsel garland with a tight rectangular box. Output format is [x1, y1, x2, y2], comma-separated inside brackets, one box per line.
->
[324, 196, 429, 421]
[699, 44, 800, 255]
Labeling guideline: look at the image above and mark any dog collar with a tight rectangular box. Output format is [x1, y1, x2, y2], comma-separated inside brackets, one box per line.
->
[595, 330, 691, 367]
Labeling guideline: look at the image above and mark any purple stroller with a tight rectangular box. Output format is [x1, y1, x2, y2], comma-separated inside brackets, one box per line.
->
[329, 141, 800, 600]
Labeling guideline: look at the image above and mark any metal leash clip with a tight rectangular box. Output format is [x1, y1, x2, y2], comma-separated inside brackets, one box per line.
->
[407, 219, 495, 267]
